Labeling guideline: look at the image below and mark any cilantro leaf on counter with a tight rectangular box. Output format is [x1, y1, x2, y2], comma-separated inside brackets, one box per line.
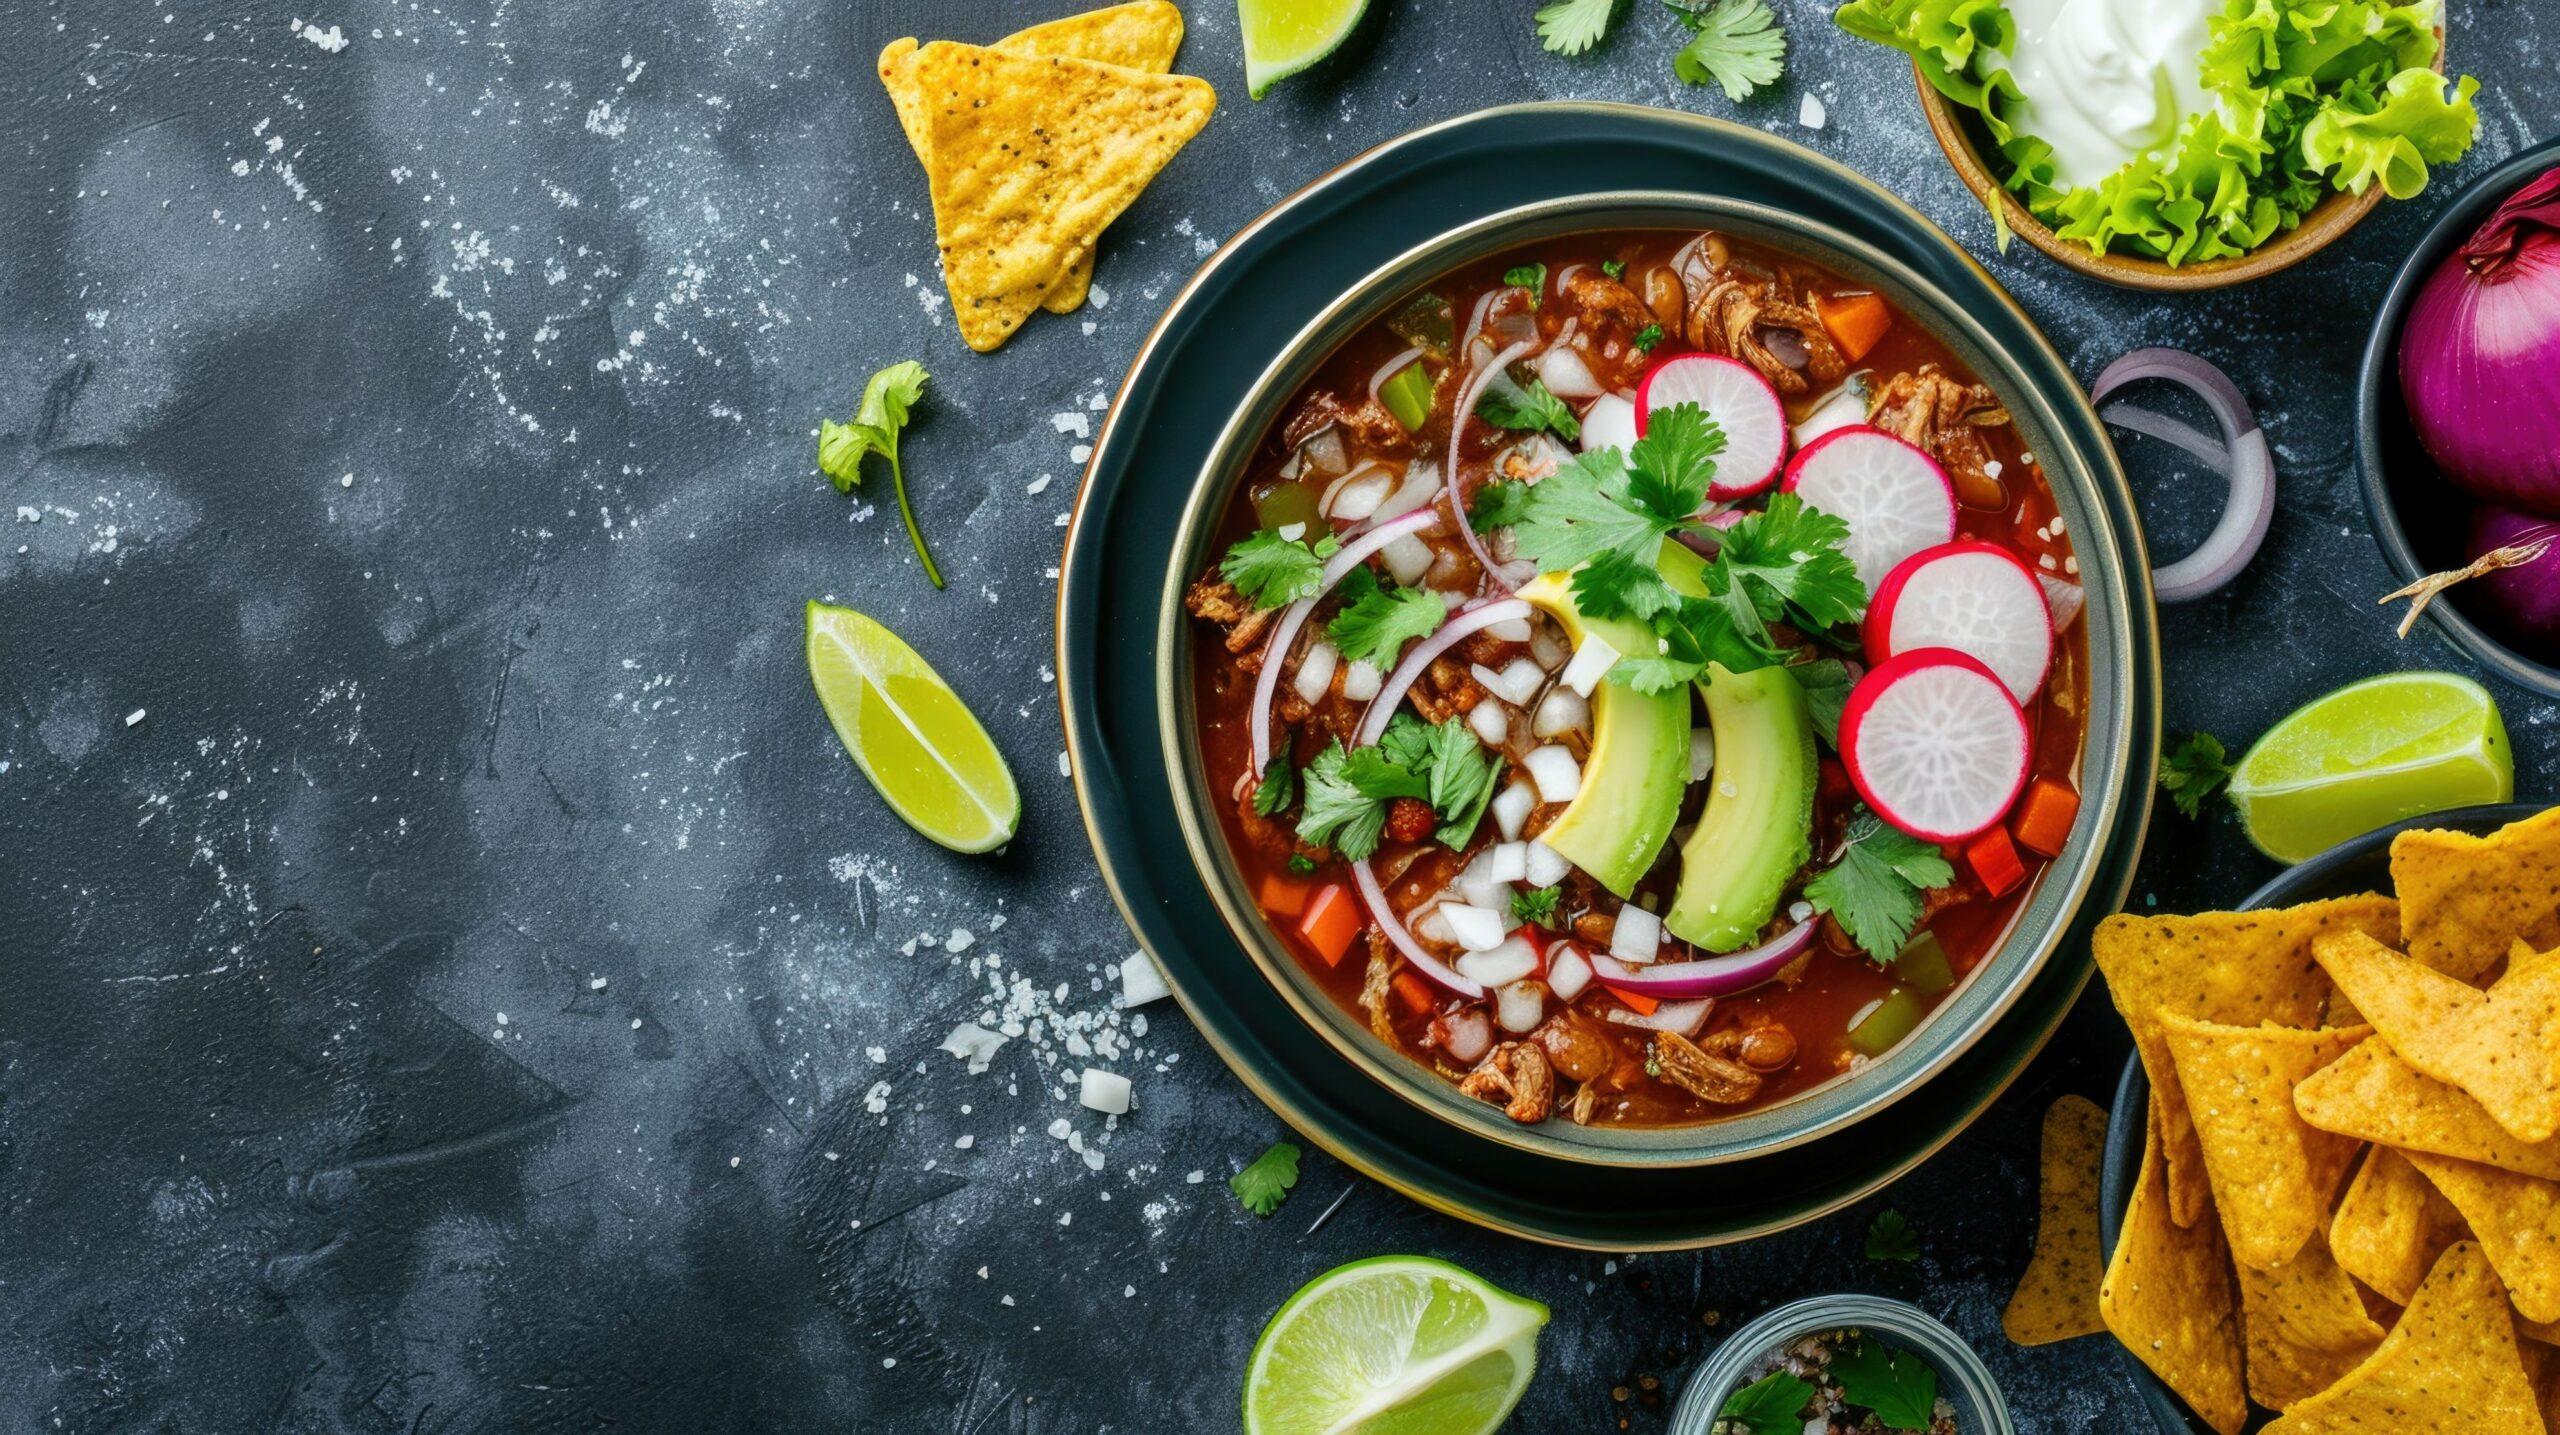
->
[1478, 377, 1581, 443]
[1718, 1371, 1815, 1435]
[1534, 0, 1623, 55]
[819, 361, 944, 588]
[1666, 0, 1787, 102]
[1251, 752, 1297, 818]
[1829, 1335, 1938, 1430]
[1327, 582, 1445, 667]
[1511, 885, 1564, 928]
[2161, 731, 2235, 819]
[1230, 1141, 1302, 1217]
[1805, 810, 1955, 962]
[1865, 1207, 1920, 1262]
[1220, 528, 1340, 609]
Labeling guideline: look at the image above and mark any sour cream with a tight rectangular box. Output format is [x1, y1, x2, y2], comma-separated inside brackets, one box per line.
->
[1988, 0, 2216, 190]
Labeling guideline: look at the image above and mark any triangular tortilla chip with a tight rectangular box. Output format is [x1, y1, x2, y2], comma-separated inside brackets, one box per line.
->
[907, 42, 1214, 352]
[2101, 1098, 2248, 1435]
[2331, 1145, 2471, 1307]
[2316, 930, 2560, 1143]
[2295, 1038, 2560, 1180]
[2164, 1014, 2370, 1270]
[2263, 1242, 2545, 1433]
[2094, 895, 2400, 1227]
[2402, 1151, 2560, 1325]
[876, 4, 1185, 317]
[2004, 1094, 2109, 1345]
[2505, 937, 2560, 984]
[2236, 1234, 2390, 1411]
[2392, 806, 2560, 981]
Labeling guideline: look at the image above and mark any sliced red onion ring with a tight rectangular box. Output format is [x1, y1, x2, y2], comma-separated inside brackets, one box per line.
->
[1447, 339, 1541, 593]
[2091, 347, 2273, 604]
[1246, 508, 1440, 771]
[1356, 598, 1534, 746]
[1603, 998, 1712, 1035]
[1460, 289, 1500, 364]
[1353, 855, 1484, 1000]
[1585, 920, 1816, 999]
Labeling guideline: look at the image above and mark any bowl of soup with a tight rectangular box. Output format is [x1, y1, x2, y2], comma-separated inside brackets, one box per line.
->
[1158, 194, 2145, 1164]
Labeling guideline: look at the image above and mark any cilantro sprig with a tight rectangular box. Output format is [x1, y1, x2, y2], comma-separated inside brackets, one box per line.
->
[2161, 731, 2235, 819]
[1535, 0, 1623, 55]
[1804, 810, 1955, 963]
[1292, 715, 1504, 860]
[1326, 577, 1445, 667]
[820, 361, 943, 589]
[1828, 1336, 1938, 1430]
[1865, 1207, 1920, 1262]
[1230, 1141, 1301, 1217]
[1478, 377, 1581, 443]
[1510, 885, 1564, 928]
[1220, 528, 1341, 609]
[1666, 0, 1787, 101]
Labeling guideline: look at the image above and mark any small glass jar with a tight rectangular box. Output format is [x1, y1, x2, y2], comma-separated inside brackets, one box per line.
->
[1666, 1293, 2016, 1435]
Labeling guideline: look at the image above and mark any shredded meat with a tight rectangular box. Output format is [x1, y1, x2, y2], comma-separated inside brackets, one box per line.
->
[1560, 271, 1655, 336]
[1459, 1041, 1555, 1124]
[1360, 930, 1399, 1047]
[1652, 1030, 1764, 1105]
[1183, 576, 1279, 655]
[1684, 276, 1848, 396]
[1407, 656, 1487, 725]
[1867, 365, 2013, 507]
[1283, 390, 1410, 457]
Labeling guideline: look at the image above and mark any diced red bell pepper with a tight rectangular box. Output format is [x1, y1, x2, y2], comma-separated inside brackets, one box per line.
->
[1299, 883, 1363, 967]
[1259, 874, 1312, 918]
[2011, 777, 2080, 857]
[1965, 826, 2028, 898]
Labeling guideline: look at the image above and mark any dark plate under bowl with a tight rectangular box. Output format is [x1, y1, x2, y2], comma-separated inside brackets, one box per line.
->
[2097, 801, 2546, 1433]
[2357, 138, 2560, 698]
[1057, 102, 2163, 1248]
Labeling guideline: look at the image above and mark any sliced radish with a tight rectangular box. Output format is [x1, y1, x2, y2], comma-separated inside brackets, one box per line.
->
[1579, 393, 1639, 454]
[1780, 426, 1957, 592]
[1635, 354, 1788, 499]
[1838, 647, 2031, 843]
[1865, 541, 2054, 703]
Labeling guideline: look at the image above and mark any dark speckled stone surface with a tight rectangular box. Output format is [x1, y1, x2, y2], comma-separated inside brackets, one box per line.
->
[0, 1, 2551, 1431]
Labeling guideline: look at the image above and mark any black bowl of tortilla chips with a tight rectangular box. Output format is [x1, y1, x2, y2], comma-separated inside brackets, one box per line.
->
[2094, 802, 2560, 1433]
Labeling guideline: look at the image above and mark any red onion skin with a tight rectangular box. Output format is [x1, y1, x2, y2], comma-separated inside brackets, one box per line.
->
[2399, 167, 2560, 514]
[2462, 505, 2560, 657]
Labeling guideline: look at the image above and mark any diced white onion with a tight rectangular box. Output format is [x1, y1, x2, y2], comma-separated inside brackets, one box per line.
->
[1485, 616, 1532, 641]
[1534, 344, 1604, 400]
[1579, 393, 1639, 454]
[1442, 902, 1510, 953]
[1483, 842, 1529, 885]
[1440, 1008, 1494, 1064]
[1381, 534, 1434, 584]
[1299, 427, 1349, 477]
[1455, 935, 1538, 987]
[1530, 622, 1569, 669]
[1792, 371, 1871, 448]
[1491, 781, 1538, 842]
[1455, 854, 1510, 912]
[1788, 899, 1815, 923]
[1524, 840, 1571, 888]
[1370, 459, 1440, 524]
[1341, 659, 1383, 702]
[1533, 686, 1589, 740]
[1688, 727, 1717, 783]
[1323, 467, 1393, 522]
[1559, 633, 1620, 696]
[1466, 700, 1510, 748]
[1611, 904, 1662, 964]
[1472, 660, 1543, 707]
[1118, 954, 1170, 1009]
[1413, 905, 1454, 947]
[1078, 1068, 1132, 1115]
[1524, 744, 1582, 803]
[1293, 641, 1339, 705]
[1496, 980, 1546, 1033]
[1547, 945, 1593, 1002]
[2039, 573, 2085, 632]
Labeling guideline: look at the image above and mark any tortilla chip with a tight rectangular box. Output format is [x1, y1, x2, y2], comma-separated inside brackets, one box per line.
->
[2263, 1242, 2545, 1433]
[2392, 806, 2560, 981]
[2094, 895, 2400, 1227]
[2316, 930, 2560, 1144]
[2236, 1234, 2391, 1411]
[2331, 1145, 2471, 1307]
[906, 42, 1214, 352]
[2295, 1037, 2560, 1180]
[2529, 1315, 2560, 1348]
[2004, 1094, 2108, 1345]
[2402, 1151, 2560, 1325]
[2163, 1014, 2371, 1269]
[877, 4, 1185, 318]
[2101, 1098, 2249, 1434]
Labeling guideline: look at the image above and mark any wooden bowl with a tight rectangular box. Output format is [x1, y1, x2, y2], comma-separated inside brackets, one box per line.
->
[1912, 47, 2437, 291]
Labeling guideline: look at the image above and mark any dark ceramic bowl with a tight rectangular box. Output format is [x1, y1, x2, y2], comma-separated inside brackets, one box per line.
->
[1058, 102, 2161, 1246]
[2357, 137, 2560, 698]
[2096, 802, 2546, 1432]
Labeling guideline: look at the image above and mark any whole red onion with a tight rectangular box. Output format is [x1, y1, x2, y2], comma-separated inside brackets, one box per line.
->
[2399, 167, 2560, 513]
[2460, 505, 2560, 655]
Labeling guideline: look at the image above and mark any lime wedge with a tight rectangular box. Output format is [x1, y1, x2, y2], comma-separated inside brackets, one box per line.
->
[2226, 671, 2513, 864]
[1242, 1256, 1548, 1435]
[805, 601, 1019, 854]
[1238, 0, 1368, 100]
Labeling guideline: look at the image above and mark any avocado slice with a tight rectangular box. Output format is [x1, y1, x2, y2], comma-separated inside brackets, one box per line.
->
[1657, 543, 1819, 952]
[1515, 572, 1687, 899]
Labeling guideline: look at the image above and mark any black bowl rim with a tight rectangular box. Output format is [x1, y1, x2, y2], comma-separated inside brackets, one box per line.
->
[2355, 137, 2560, 699]
[2096, 800, 2551, 1433]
